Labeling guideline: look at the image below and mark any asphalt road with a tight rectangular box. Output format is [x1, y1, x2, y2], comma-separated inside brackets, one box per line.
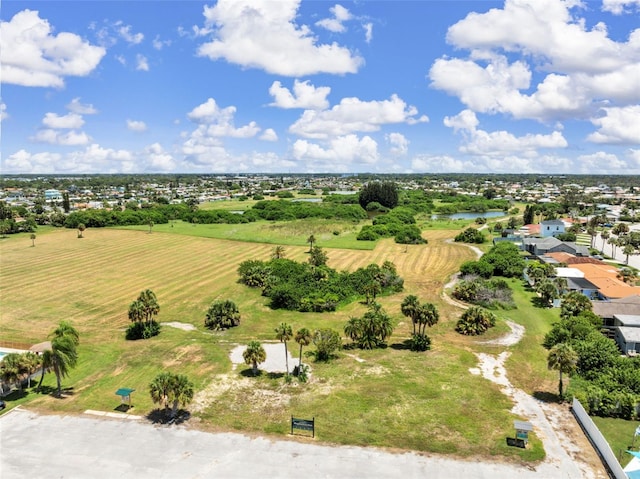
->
[1, 408, 594, 479]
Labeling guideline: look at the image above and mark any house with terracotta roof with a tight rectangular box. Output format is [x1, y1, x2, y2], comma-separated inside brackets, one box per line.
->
[570, 263, 640, 300]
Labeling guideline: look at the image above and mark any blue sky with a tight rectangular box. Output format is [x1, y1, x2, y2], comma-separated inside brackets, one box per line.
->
[1, 0, 639, 175]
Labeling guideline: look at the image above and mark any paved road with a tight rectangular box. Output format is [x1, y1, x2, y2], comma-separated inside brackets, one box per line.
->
[1, 408, 596, 479]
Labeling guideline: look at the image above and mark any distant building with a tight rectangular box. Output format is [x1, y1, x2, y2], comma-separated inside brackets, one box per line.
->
[44, 189, 63, 202]
[540, 219, 565, 238]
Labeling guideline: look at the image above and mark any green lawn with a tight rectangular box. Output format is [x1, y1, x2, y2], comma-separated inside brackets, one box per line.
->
[0, 225, 560, 463]
[122, 218, 375, 250]
[592, 416, 640, 467]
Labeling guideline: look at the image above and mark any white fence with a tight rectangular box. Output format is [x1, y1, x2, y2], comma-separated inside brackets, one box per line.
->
[572, 398, 627, 479]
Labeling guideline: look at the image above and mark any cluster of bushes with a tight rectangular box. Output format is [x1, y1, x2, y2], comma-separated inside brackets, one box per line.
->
[452, 276, 515, 309]
[357, 207, 426, 244]
[454, 227, 485, 244]
[238, 257, 403, 312]
[455, 306, 497, 336]
[250, 200, 367, 222]
[459, 242, 525, 279]
[434, 195, 509, 214]
[544, 293, 640, 419]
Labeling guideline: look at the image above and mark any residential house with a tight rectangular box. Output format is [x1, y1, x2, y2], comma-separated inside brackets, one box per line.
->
[613, 315, 640, 356]
[522, 236, 589, 258]
[592, 295, 640, 327]
[540, 219, 565, 238]
[571, 263, 640, 300]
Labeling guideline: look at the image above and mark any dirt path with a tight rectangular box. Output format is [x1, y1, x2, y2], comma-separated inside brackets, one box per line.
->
[445, 241, 607, 478]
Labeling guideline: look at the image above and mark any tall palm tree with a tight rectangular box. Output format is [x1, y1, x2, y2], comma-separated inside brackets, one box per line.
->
[307, 234, 316, 253]
[243, 341, 266, 376]
[600, 229, 610, 254]
[294, 328, 312, 372]
[49, 335, 79, 396]
[608, 236, 619, 257]
[128, 299, 145, 324]
[168, 374, 194, 418]
[271, 245, 286, 260]
[138, 289, 160, 325]
[401, 295, 420, 335]
[547, 343, 578, 398]
[623, 244, 636, 265]
[30, 233, 36, 247]
[149, 372, 174, 411]
[77, 223, 86, 238]
[275, 322, 293, 375]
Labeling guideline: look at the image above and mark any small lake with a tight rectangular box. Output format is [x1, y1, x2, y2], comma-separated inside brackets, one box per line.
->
[292, 198, 322, 203]
[432, 211, 506, 220]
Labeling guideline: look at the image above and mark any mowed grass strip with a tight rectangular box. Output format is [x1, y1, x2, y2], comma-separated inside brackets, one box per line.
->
[1, 227, 541, 461]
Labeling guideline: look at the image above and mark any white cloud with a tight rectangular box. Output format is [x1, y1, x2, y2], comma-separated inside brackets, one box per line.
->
[292, 135, 379, 165]
[1, 10, 106, 88]
[196, 0, 363, 76]
[446, 0, 637, 74]
[66, 98, 98, 115]
[136, 54, 149, 71]
[2, 149, 61, 173]
[387, 133, 408, 156]
[1, 103, 8, 122]
[268, 80, 331, 109]
[316, 4, 352, 33]
[117, 23, 144, 44]
[576, 151, 629, 172]
[411, 154, 469, 173]
[444, 109, 567, 157]
[115, 55, 126, 66]
[127, 119, 147, 132]
[31, 129, 91, 146]
[587, 106, 640, 144]
[186, 98, 260, 138]
[42, 112, 84, 129]
[430, 0, 640, 124]
[289, 94, 428, 139]
[364, 23, 373, 43]
[152, 35, 171, 50]
[259, 129, 278, 141]
[143, 143, 176, 171]
[602, 0, 640, 14]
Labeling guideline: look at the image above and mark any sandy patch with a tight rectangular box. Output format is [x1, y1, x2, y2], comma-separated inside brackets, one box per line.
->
[162, 321, 197, 331]
[469, 331, 605, 478]
[229, 343, 300, 374]
[480, 320, 525, 347]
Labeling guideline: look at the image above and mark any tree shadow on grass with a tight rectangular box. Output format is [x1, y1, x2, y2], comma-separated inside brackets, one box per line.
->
[147, 408, 190, 425]
[530, 297, 552, 308]
[2, 389, 29, 401]
[533, 390, 563, 404]
[390, 340, 412, 351]
[240, 368, 264, 378]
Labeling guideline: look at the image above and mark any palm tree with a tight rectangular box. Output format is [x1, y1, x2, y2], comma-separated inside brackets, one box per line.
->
[586, 226, 597, 248]
[623, 243, 636, 265]
[275, 322, 293, 375]
[205, 300, 241, 330]
[536, 279, 559, 307]
[547, 343, 578, 398]
[243, 341, 266, 376]
[600, 229, 610, 254]
[401, 295, 420, 335]
[617, 267, 639, 285]
[30, 233, 36, 247]
[49, 335, 79, 396]
[553, 276, 568, 296]
[271, 245, 286, 260]
[149, 372, 173, 411]
[37, 321, 80, 394]
[608, 236, 619, 257]
[148, 220, 154, 234]
[77, 223, 86, 238]
[138, 289, 160, 325]
[128, 299, 145, 324]
[307, 234, 316, 253]
[294, 328, 312, 372]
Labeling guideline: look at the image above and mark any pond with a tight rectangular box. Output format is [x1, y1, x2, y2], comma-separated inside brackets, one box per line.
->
[432, 211, 506, 220]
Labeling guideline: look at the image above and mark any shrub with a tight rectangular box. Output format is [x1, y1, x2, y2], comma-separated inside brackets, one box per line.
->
[126, 320, 161, 340]
[205, 300, 241, 330]
[455, 307, 497, 336]
[454, 227, 485, 244]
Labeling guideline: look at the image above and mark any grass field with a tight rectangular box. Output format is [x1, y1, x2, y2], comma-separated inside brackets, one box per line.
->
[0, 224, 556, 462]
